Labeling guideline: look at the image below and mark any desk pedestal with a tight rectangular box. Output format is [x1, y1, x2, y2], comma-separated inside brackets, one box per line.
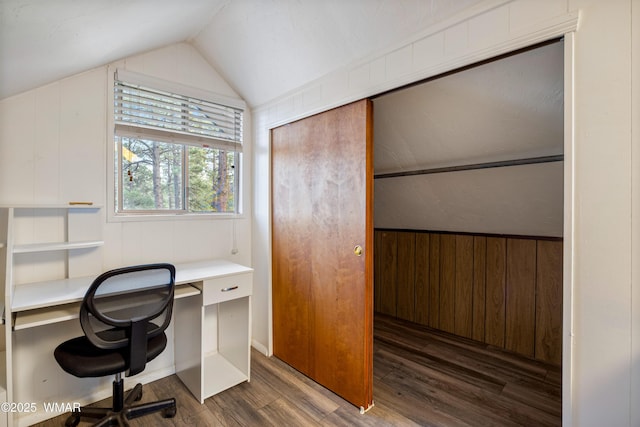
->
[174, 272, 252, 402]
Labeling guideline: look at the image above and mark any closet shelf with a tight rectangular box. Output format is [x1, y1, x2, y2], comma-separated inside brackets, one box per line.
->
[13, 240, 104, 254]
[374, 154, 564, 179]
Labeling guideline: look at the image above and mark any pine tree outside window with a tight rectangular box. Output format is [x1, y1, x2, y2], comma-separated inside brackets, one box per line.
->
[113, 70, 243, 215]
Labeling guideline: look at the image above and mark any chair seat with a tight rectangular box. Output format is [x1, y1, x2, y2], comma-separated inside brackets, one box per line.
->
[54, 331, 167, 378]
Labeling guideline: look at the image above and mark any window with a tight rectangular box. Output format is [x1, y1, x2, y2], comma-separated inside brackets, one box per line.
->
[113, 71, 243, 215]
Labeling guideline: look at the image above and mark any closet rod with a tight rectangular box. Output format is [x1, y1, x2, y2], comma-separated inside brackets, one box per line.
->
[374, 155, 564, 179]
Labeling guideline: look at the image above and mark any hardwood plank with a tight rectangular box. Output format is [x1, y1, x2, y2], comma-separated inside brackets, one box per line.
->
[375, 338, 506, 395]
[258, 398, 323, 426]
[206, 382, 273, 426]
[414, 233, 430, 326]
[429, 233, 441, 329]
[384, 362, 533, 427]
[35, 317, 561, 427]
[374, 314, 561, 426]
[454, 235, 474, 338]
[378, 327, 551, 390]
[319, 402, 421, 426]
[535, 240, 563, 365]
[375, 314, 550, 382]
[149, 376, 224, 426]
[374, 371, 478, 427]
[373, 340, 559, 427]
[253, 347, 344, 417]
[377, 230, 397, 316]
[545, 368, 563, 388]
[505, 238, 537, 358]
[439, 234, 456, 334]
[485, 237, 506, 348]
[472, 236, 487, 342]
[396, 231, 416, 322]
[501, 382, 562, 418]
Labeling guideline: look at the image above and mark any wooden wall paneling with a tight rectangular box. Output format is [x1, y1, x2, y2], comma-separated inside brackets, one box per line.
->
[505, 238, 537, 358]
[428, 233, 441, 329]
[454, 235, 474, 338]
[535, 240, 563, 365]
[396, 232, 416, 322]
[439, 234, 456, 334]
[373, 229, 562, 365]
[485, 237, 507, 348]
[378, 230, 398, 316]
[472, 236, 487, 342]
[414, 233, 430, 326]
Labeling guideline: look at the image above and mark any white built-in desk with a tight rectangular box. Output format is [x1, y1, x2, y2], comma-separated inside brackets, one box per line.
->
[7, 259, 252, 424]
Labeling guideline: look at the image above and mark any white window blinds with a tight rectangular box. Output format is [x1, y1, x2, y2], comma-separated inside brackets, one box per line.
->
[114, 71, 243, 152]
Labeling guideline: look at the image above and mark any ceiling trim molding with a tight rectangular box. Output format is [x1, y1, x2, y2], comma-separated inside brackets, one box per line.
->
[254, 0, 514, 113]
[256, 9, 579, 131]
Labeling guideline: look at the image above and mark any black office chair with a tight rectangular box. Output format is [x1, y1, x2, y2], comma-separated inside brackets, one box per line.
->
[54, 263, 178, 427]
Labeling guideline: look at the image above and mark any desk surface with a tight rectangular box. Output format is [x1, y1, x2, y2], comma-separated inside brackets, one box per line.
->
[11, 259, 253, 312]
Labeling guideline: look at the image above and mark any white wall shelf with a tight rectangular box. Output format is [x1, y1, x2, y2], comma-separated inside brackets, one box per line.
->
[0, 204, 102, 209]
[13, 240, 104, 254]
[1, 204, 103, 427]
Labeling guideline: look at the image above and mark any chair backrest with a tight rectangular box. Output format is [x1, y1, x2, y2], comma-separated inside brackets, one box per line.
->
[80, 263, 176, 376]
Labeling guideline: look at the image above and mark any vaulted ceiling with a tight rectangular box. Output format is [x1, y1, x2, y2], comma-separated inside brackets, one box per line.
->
[0, 0, 483, 105]
[1, 0, 564, 236]
[374, 41, 564, 173]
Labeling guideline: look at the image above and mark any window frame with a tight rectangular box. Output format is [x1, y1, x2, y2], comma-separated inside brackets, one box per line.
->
[107, 68, 246, 221]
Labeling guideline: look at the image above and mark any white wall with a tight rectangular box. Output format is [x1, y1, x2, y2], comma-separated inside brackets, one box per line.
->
[252, 0, 639, 426]
[0, 42, 253, 423]
[0, 42, 252, 271]
[569, 1, 634, 425]
[374, 162, 564, 236]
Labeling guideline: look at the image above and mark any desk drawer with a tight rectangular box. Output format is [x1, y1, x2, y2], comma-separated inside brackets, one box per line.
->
[203, 273, 252, 305]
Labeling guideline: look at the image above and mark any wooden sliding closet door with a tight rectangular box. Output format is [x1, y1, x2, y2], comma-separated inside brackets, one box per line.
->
[271, 100, 374, 411]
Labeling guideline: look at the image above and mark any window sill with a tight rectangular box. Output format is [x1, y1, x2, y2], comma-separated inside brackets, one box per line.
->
[107, 212, 245, 223]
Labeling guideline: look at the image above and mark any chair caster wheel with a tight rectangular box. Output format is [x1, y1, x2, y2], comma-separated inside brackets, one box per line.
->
[64, 412, 81, 427]
[135, 389, 143, 401]
[163, 406, 177, 418]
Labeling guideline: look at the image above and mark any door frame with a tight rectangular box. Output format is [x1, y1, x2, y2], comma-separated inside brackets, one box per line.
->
[264, 34, 575, 427]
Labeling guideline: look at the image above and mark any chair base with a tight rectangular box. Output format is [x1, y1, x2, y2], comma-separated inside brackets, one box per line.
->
[64, 380, 176, 427]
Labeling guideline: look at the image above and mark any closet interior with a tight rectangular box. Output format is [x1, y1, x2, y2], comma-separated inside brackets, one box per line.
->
[372, 40, 564, 367]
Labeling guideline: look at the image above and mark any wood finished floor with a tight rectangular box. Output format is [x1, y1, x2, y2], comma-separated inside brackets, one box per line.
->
[33, 314, 561, 426]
